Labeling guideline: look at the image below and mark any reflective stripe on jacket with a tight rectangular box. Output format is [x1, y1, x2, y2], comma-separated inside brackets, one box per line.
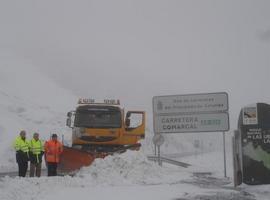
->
[44, 140, 63, 163]
[13, 136, 29, 153]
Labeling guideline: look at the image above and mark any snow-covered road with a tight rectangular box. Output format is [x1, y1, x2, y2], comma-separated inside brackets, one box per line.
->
[0, 151, 269, 200]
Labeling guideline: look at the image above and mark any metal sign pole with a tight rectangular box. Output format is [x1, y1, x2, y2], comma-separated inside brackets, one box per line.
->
[152, 133, 164, 166]
[158, 145, 161, 166]
[223, 131, 227, 177]
[154, 144, 157, 163]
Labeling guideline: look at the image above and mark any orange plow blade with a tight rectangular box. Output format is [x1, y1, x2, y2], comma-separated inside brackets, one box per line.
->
[58, 146, 96, 174]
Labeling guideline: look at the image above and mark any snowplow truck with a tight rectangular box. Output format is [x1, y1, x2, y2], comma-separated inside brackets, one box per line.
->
[58, 99, 145, 173]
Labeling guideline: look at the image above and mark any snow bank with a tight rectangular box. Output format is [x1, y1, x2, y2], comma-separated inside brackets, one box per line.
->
[76, 150, 188, 185]
[0, 150, 190, 200]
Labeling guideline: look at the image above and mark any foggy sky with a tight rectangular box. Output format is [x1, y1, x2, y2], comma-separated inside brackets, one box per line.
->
[1, 0, 270, 129]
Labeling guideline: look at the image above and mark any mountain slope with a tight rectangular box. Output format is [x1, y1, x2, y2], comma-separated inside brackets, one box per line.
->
[0, 51, 77, 171]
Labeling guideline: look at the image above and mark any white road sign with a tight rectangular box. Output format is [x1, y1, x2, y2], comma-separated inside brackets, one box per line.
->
[154, 112, 229, 133]
[153, 92, 228, 114]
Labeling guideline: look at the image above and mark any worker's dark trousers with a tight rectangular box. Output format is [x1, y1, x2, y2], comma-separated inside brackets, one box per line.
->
[47, 162, 58, 176]
[18, 161, 28, 177]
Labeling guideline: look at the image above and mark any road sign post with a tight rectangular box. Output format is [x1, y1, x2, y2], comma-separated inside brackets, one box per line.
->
[223, 131, 227, 178]
[152, 133, 165, 166]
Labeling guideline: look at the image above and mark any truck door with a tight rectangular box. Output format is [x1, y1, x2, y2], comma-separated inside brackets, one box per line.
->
[125, 111, 145, 138]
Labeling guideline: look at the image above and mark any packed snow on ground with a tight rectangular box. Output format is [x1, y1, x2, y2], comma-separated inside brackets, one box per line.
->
[1, 149, 270, 200]
[0, 150, 227, 200]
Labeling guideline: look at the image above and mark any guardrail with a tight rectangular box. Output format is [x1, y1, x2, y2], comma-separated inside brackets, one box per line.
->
[147, 156, 191, 168]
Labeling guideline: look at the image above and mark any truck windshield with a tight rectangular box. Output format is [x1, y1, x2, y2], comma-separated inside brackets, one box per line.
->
[74, 107, 121, 128]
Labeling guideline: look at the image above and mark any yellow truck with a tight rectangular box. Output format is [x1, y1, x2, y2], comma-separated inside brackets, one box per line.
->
[59, 99, 145, 173]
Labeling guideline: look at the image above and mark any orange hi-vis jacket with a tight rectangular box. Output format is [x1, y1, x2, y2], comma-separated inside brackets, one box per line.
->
[44, 140, 63, 163]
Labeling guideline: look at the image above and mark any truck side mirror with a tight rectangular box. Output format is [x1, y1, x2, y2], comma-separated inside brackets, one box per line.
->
[126, 112, 131, 118]
[67, 112, 72, 117]
[66, 118, 71, 127]
[125, 118, 130, 127]
[66, 111, 75, 128]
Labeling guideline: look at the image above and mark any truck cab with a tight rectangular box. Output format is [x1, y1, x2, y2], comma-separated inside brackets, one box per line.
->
[66, 99, 145, 153]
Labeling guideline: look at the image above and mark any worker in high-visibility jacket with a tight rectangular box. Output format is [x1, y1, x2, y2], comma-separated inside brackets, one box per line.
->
[13, 130, 29, 177]
[29, 132, 44, 177]
[44, 134, 63, 176]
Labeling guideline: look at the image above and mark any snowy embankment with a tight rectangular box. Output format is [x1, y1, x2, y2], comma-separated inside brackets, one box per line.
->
[76, 150, 188, 185]
[0, 51, 76, 171]
[3, 150, 268, 200]
[0, 150, 194, 200]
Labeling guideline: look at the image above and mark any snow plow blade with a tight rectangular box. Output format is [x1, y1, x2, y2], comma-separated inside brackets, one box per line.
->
[58, 146, 95, 174]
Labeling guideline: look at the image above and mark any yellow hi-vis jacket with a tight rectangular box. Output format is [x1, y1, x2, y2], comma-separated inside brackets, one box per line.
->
[13, 136, 29, 163]
[29, 139, 44, 164]
[29, 139, 43, 154]
[13, 136, 29, 153]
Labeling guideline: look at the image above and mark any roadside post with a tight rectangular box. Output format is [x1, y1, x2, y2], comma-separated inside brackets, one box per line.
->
[153, 92, 230, 177]
[194, 139, 200, 158]
[152, 133, 165, 166]
[223, 131, 227, 177]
